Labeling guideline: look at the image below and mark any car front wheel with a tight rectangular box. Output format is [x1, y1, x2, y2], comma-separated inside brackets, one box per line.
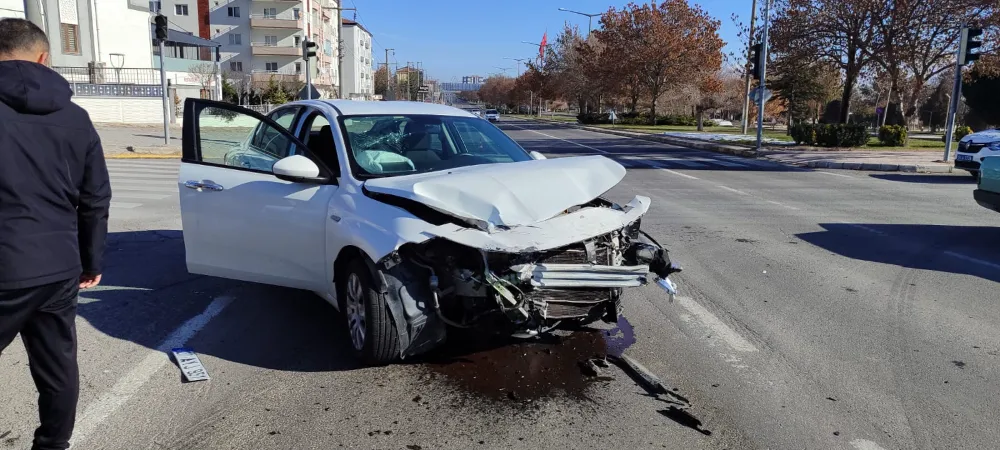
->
[340, 259, 400, 365]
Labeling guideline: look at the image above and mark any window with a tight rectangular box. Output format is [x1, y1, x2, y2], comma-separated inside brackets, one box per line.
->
[292, 8, 300, 19]
[230, 61, 243, 71]
[174, 4, 188, 15]
[298, 111, 340, 173]
[195, 106, 299, 171]
[227, 6, 240, 17]
[294, 36, 300, 46]
[263, 7, 276, 19]
[264, 35, 277, 46]
[294, 62, 301, 73]
[59, 23, 79, 55]
[148, 1, 161, 12]
[340, 115, 531, 177]
[265, 62, 278, 72]
[229, 33, 241, 45]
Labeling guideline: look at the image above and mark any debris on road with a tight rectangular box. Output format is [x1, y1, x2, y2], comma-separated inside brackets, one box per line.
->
[170, 347, 211, 382]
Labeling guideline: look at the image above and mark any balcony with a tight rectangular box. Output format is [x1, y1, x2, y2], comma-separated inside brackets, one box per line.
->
[250, 42, 301, 57]
[250, 13, 302, 29]
[250, 69, 304, 84]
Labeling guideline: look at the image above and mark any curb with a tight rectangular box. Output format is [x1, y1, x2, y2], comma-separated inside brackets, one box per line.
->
[523, 117, 955, 173]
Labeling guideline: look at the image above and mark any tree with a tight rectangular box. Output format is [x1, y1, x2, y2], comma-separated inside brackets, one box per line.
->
[963, 57, 1000, 127]
[188, 62, 218, 98]
[374, 65, 389, 98]
[596, 0, 724, 123]
[456, 90, 479, 103]
[771, 0, 883, 123]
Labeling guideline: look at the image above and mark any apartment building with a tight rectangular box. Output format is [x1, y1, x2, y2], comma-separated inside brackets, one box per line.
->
[341, 18, 371, 100]
[147, 0, 339, 96]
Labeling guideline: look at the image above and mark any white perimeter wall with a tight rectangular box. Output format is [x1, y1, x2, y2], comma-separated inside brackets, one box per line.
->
[93, 0, 153, 68]
[0, 0, 25, 18]
[74, 97, 164, 124]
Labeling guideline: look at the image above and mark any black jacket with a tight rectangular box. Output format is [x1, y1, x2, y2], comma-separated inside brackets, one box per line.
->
[0, 61, 111, 290]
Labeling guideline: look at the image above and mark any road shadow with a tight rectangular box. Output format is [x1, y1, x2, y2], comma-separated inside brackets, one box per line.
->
[796, 223, 1000, 283]
[77, 229, 362, 373]
[870, 173, 975, 184]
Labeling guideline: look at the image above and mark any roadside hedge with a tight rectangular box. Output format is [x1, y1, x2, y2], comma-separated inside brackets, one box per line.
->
[878, 125, 908, 147]
[943, 125, 973, 142]
[790, 123, 869, 147]
[577, 112, 716, 127]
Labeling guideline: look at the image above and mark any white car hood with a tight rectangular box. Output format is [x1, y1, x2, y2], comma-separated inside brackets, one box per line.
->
[964, 129, 1000, 144]
[364, 155, 627, 230]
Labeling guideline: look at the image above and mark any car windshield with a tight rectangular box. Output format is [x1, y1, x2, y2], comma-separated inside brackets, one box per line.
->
[340, 114, 533, 179]
[486, 110, 498, 114]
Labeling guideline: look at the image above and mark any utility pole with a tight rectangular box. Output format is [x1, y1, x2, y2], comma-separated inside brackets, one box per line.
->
[322, 4, 356, 99]
[754, 0, 771, 152]
[740, 0, 758, 135]
[384, 48, 393, 100]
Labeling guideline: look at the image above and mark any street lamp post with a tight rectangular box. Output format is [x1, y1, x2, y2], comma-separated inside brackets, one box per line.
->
[110, 53, 124, 84]
[505, 57, 527, 76]
[495, 67, 512, 77]
[558, 7, 600, 37]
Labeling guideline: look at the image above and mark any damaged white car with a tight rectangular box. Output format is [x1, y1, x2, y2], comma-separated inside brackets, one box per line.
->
[179, 99, 680, 365]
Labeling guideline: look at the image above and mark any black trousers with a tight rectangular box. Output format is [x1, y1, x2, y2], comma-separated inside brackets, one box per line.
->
[0, 278, 80, 450]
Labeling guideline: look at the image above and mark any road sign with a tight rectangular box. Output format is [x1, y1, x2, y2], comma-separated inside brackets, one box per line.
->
[749, 87, 772, 104]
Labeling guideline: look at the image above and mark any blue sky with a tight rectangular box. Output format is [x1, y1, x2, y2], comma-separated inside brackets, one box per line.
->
[347, 0, 750, 81]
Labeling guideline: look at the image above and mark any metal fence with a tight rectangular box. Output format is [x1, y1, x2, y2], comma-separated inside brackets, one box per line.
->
[71, 84, 164, 98]
[54, 66, 162, 85]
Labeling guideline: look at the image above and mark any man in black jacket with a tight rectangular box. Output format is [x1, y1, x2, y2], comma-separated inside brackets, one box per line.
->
[0, 18, 111, 450]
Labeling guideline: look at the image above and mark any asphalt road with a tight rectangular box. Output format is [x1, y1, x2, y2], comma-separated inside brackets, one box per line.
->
[1, 118, 997, 450]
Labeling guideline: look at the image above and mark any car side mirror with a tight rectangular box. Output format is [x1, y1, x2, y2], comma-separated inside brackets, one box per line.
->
[529, 151, 547, 160]
[273, 155, 330, 184]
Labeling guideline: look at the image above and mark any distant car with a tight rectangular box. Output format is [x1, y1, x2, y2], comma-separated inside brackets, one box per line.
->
[469, 109, 482, 117]
[714, 120, 734, 127]
[954, 129, 1000, 178]
[484, 109, 500, 122]
[975, 156, 1000, 213]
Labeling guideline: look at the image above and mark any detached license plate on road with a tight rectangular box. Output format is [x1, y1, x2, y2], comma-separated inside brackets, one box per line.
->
[957, 154, 974, 161]
[171, 347, 210, 382]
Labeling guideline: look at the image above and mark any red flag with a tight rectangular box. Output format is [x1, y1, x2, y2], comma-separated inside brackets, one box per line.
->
[539, 31, 548, 61]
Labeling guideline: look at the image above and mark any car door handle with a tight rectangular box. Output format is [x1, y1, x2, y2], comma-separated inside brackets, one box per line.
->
[330, 214, 341, 222]
[184, 180, 224, 192]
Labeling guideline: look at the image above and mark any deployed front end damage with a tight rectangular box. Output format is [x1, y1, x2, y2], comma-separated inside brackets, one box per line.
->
[371, 195, 681, 359]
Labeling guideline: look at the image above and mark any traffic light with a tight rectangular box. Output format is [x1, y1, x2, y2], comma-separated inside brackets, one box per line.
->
[749, 43, 762, 80]
[302, 40, 316, 60]
[154, 14, 168, 41]
[959, 27, 983, 65]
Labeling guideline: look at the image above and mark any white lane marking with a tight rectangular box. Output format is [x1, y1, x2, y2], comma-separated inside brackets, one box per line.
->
[717, 185, 749, 195]
[817, 171, 855, 178]
[108, 192, 172, 200]
[846, 224, 888, 236]
[674, 296, 758, 353]
[850, 439, 888, 450]
[660, 169, 700, 180]
[71, 296, 235, 447]
[943, 251, 1000, 270]
[110, 202, 142, 209]
[766, 200, 799, 210]
[508, 124, 609, 154]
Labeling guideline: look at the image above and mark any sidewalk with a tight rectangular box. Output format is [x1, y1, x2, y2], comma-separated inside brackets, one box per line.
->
[525, 118, 958, 173]
[96, 124, 182, 158]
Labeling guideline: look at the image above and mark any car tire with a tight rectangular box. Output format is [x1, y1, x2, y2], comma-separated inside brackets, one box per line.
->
[339, 258, 400, 365]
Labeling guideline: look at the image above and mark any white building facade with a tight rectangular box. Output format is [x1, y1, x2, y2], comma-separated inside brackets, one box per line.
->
[341, 18, 371, 100]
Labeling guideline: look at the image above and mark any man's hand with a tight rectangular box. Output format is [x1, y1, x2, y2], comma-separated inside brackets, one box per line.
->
[79, 274, 102, 289]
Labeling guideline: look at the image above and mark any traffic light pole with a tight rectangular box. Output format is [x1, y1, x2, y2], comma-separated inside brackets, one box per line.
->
[305, 46, 312, 100]
[159, 39, 169, 145]
[754, 0, 771, 153]
[943, 40, 964, 162]
[740, 0, 758, 135]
